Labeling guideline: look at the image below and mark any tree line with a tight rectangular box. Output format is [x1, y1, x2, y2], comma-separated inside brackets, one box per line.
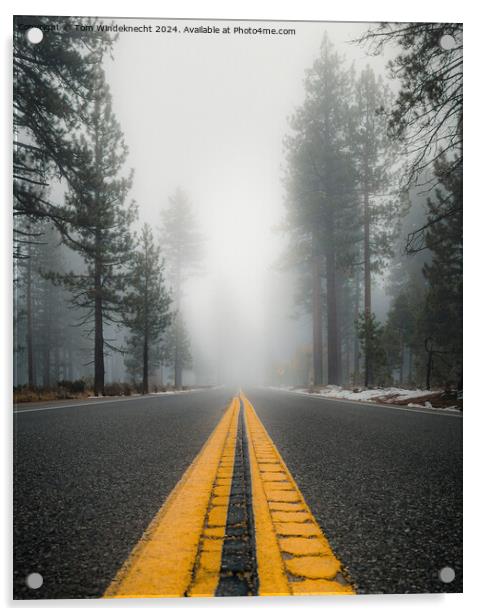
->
[13, 17, 201, 396]
[13, 19, 462, 395]
[281, 25, 462, 391]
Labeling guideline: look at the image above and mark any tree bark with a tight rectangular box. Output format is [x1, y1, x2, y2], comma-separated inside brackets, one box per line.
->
[25, 246, 35, 388]
[174, 258, 183, 389]
[142, 249, 149, 395]
[363, 184, 372, 387]
[43, 348, 50, 388]
[312, 230, 323, 386]
[54, 345, 59, 384]
[336, 269, 343, 383]
[354, 266, 361, 385]
[94, 251, 104, 396]
[325, 240, 339, 385]
[174, 318, 182, 389]
[425, 338, 433, 390]
[93, 92, 104, 397]
[426, 350, 433, 390]
[407, 348, 413, 384]
[142, 331, 149, 394]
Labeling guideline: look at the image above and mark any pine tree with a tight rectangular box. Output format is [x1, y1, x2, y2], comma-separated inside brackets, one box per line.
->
[384, 290, 414, 384]
[356, 314, 389, 386]
[14, 221, 91, 388]
[161, 315, 192, 386]
[283, 34, 359, 385]
[13, 16, 113, 257]
[123, 224, 172, 394]
[52, 63, 137, 395]
[159, 188, 202, 388]
[351, 66, 399, 386]
[358, 23, 462, 250]
[422, 156, 462, 388]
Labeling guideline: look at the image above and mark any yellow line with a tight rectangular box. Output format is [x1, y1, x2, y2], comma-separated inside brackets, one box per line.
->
[187, 398, 239, 597]
[104, 392, 354, 598]
[241, 392, 355, 596]
[104, 398, 239, 599]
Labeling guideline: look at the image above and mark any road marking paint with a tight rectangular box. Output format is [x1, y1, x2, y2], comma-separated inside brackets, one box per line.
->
[13, 388, 225, 414]
[103, 397, 239, 599]
[215, 397, 258, 596]
[13, 396, 153, 414]
[187, 400, 239, 597]
[242, 393, 355, 596]
[104, 393, 355, 598]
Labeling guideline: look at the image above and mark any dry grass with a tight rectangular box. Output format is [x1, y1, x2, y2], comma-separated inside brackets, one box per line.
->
[13, 388, 92, 404]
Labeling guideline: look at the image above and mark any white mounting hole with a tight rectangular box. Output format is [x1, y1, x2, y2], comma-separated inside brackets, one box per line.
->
[25, 572, 43, 589]
[439, 34, 456, 50]
[438, 566, 455, 583]
[26, 27, 44, 45]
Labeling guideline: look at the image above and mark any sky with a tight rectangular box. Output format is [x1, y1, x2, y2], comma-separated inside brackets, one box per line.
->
[103, 18, 398, 384]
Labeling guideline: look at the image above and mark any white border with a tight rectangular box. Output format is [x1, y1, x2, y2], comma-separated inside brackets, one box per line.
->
[2, 1, 478, 614]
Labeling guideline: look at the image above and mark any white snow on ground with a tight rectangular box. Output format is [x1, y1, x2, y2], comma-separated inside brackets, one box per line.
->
[266, 386, 462, 412]
[269, 384, 440, 403]
[149, 388, 205, 395]
[150, 385, 224, 395]
[406, 402, 461, 412]
[88, 387, 215, 399]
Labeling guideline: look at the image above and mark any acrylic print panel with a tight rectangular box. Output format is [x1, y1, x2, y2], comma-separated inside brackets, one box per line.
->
[13, 15, 462, 599]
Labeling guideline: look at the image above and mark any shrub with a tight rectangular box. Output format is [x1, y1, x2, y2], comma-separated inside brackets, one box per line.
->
[57, 379, 86, 394]
[103, 382, 132, 396]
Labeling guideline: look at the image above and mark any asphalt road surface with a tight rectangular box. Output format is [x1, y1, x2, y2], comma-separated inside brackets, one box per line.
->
[13, 387, 462, 598]
[245, 387, 463, 594]
[13, 388, 235, 599]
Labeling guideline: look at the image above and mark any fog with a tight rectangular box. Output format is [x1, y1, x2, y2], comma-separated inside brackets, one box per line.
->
[104, 19, 395, 386]
[15, 16, 462, 394]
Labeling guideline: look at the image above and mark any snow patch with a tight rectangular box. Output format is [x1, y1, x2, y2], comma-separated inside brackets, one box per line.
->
[270, 385, 440, 404]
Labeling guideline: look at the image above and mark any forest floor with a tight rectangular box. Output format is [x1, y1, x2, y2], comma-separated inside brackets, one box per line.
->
[271, 385, 462, 412]
[13, 389, 91, 404]
[13, 384, 212, 404]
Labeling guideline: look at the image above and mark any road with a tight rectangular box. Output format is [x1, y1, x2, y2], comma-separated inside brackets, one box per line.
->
[13, 388, 235, 599]
[245, 388, 463, 594]
[13, 387, 462, 598]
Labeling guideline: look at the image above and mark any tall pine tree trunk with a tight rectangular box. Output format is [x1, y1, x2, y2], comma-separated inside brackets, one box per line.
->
[342, 280, 351, 385]
[363, 185, 372, 388]
[43, 348, 50, 388]
[42, 309, 51, 387]
[336, 270, 343, 383]
[94, 257, 105, 396]
[142, 264, 149, 395]
[174, 317, 182, 389]
[54, 345, 60, 383]
[325, 237, 339, 385]
[407, 348, 413, 384]
[174, 261, 182, 389]
[67, 348, 73, 381]
[312, 230, 323, 386]
[142, 332, 149, 394]
[26, 248, 35, 388]
[354, 266, 361, 385]
[426, 347, 433, 390]
[93, 99, 105, 397]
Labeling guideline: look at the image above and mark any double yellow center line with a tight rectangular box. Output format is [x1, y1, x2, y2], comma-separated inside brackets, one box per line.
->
[104, 394, 354, 598]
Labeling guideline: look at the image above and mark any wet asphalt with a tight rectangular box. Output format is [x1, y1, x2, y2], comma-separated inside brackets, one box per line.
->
[13, 387, 462, 599]
[245, 387, 463, 594]
[13, 388, 234, 599]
